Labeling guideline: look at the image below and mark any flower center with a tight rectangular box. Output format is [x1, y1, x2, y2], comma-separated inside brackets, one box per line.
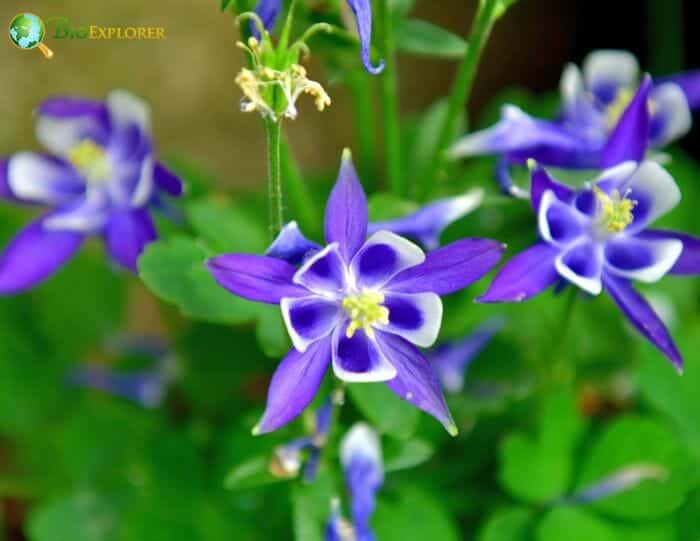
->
[605, 88, 658, 131]
[342, 289, 390, 339]
[67, 139, 112, 185]
[593, 185, 637, 233]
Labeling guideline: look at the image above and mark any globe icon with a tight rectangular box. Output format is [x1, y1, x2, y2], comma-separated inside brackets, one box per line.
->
[8, 13, 53, 58]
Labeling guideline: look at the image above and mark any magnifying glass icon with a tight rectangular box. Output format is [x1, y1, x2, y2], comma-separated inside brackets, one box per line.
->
[9, 13, 54, 59]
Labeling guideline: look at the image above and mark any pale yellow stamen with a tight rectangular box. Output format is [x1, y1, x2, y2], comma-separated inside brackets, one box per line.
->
[67, 139, 112, 184]
[593, 185, 637, 233]
[342, 290, 390, 339]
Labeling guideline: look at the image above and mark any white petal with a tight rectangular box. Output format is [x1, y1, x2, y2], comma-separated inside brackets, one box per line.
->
[43, 189, 109, 233]
[555, 242, 604, 295]
[280, 296, 343, 353]
[331, 327, 397, 383]
[36, 116, 101, 157]
[350, 230, 425, 290]
[583, 50, 639, 97]
[340, 422, 383, 472]
[131, 155, 155, 207]
[377, 292, 443, 348]
[107, 90, 151, 134]
[7, 152, 83, 204]
[605, 237, 683, 283]
[649, 83, 692, 147]
[623, 161, 681, 229]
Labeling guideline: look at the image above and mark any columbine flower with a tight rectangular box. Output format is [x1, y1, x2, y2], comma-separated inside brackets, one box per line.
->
[478, 160, 700, 370]
[248, 0, 383, 75]
[269, 393, 338, 483]
[325, 423, 383, 541]
[266, 220, 321, 264]
[207, 150, 504, 434]
[0, 91, 182, 293]
[449, 50, 700, 192]
[367, 189, 484, 250]
[429, 317, 504, 393]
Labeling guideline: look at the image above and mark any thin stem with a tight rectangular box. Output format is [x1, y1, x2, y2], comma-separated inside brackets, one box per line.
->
[427, 0, 500, 197]
[265, 118, 284, 239]
[280, 136, 319, 235]
[377, 0, 403, 195]
[347, 70, 377, 188]
[277, 0, 300, 56]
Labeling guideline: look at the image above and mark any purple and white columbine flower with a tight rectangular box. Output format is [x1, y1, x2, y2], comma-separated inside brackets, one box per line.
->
[478, 160, 700, 370]
[325, 423, 383, 541]
[449, 50, 700, 194]
[0, 90, 182, 293]
[251, 0, 384, 74]
[208, 151, 504, 434]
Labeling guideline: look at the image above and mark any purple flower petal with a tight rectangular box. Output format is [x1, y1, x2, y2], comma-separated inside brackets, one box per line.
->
[207, 253, 308, 304]
[602, 272, 682, 371]
[266, 221, 322, 265]
[332, 327, 396, 382]
[324, 152, 368, 262]
[281, 296, 343, 353]
[104, 208, 157, 272]
[7, 152, 84, 204]
[555, 241, 603, 295]
[105, 90, 151, 136]
[154, 161, 183, 197]
[368, 190, 484, 250]
[378, 292, 442, 348]
[0, 159, 19, 202]
[637, 230, 700, 276]
[67, 365, 169, 408]
[604, 236, 682, 283]
[44, 190, 110, 233]
[583, 50, 640, 105]
[386, 239, 505, 296]
[600, 75, 651, 168]
[0, 215, 84, 294]
[346, 0, 385, 75]
[648, 83, 692, 147]
[530, 163, 575, 213]
[294, 243, 347, 296]
[35, 97, 111, 155]
[253, 0, 281, 35]
[254, 337, 332, 434]
[350, 231, 425, 290]
[477, 242, 559, 303]
[622, 161, 681, 233]
[662, 69, 700, 110]
[376, 331, 456, 435]
[537, 190, 584, 246]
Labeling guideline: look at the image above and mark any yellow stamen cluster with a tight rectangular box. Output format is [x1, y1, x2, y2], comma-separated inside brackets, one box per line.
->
[67, 139, 112, 184]
[235, 37, 331, 121]
[593, 185, 637, 233]
[342, 290, 390, 339]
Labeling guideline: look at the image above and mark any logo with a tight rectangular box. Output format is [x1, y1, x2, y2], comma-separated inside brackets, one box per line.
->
[9, 12, 54, 59]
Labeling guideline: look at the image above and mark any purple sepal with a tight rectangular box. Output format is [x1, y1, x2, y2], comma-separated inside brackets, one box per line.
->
[266, 221, 322, 265]
[603, 272, 682, 372]
[105, 208, 157, 272]
[254, 337, 332, 434]
[0, 160, 18, 202]
[154, 162, 183, 197]
[36, 96, 108, 119]
[663, 69, 700, 110]
[252, 0, 281, 36]
[638, 230, 700, 275]
[377, 332, 457, 435]
[386, 239, 505, 296]
[600, 75, 651, 167]
[0, 215, 84, 295]
[346, 0, 385, 75]
[207, 253, 308, 304]
[324, 152, 368, 262]
[530, 163, 575, 213]
[430, 317, 505, 393]
[478, 242, 560, 303]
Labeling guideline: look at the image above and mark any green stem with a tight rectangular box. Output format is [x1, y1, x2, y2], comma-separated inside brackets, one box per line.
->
[427, 0, 500, 195]
[377, 0, 403, 195]
[280, 136, 319, 234]
[347, 70, 377, 187]
[265, 118, 284, 239]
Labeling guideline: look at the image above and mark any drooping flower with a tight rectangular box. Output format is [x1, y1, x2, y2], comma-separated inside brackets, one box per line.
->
[478, 160, 700, 371]
[0, 91, 182, 293]
[207, 150, 504, 434]
[269, 393, 338, 483]
[429, 317, 504, 393]
[325, 423, 383, 541]
[367, 189, 484, 250]
[247, 0, 384, 74]
[449, 50, 700, 193]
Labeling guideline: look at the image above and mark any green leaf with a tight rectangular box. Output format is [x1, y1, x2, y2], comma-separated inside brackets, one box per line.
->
[186, 200, 267, 254]
[138, 235, 261, 324]
[575, 416, 690, 519]
[367, 192, 417, 222]
[384, 438, 434, 472]
[536, 508, 613, 541]
[395, 19, 468, 59]
[347, 383, 419, 440]
[479, 508, 534, 541]
[499, 390, 587, 503]
[374, 486, 460, 541]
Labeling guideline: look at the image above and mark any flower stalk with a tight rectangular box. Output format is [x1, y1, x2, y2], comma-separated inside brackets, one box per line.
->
[265, 117, 284, 238]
